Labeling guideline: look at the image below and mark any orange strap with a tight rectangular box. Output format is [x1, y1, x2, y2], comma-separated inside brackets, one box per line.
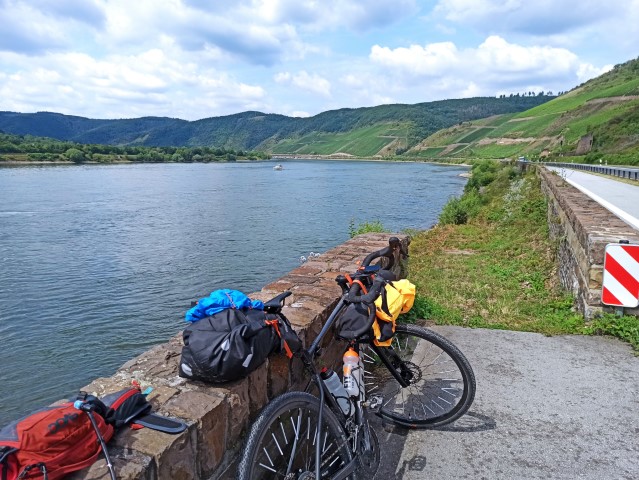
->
[344, 273, 368, 294]
[265, 319, 293, 359]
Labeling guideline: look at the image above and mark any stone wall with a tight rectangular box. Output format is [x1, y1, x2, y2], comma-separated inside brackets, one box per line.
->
[69, 233, 409, 480]
[538, 167, 639, 319]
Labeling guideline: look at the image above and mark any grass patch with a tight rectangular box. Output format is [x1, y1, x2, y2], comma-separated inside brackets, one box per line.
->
[464, 142, 534, 159]
[456, 127, 494, 143]
[408, 164, 585, 335]
[487, 113, 562, 138]
[272, 123, 409, 156]
[584, 314, 639, 351]
[413, 147, 446, 158]
[405, 161, 639, 351]
[445, 144, 469, 156]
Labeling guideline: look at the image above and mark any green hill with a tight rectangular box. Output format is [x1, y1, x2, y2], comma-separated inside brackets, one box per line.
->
[0, 96, 551, 156]
[3, 56, 638, 162]
[409, 57, 639, 165]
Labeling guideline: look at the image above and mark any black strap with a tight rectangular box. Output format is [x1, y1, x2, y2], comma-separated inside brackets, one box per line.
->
[76, 392, 109, 418]
[17, 463, 48, 480]
[1, 447, 17, 480]
[379, 283, 392, 318]
[0, 447, 17, 464]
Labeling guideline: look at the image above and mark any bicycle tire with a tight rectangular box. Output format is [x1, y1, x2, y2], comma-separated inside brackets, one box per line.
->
[236, 391, 353, 480]
[362, 323, 476, 429]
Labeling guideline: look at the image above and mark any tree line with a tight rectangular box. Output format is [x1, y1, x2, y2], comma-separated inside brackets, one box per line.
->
[0, 132, 271, 163]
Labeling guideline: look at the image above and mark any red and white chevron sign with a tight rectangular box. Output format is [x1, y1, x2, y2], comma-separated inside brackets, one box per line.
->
[601, 243, 639, 308]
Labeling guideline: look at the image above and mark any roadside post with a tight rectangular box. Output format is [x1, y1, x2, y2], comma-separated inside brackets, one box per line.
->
[601, 240, 639, 315]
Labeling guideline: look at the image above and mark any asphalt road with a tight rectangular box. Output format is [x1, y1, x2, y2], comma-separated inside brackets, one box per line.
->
[373, 326, 639, 480]
[545, 166, 639, 230]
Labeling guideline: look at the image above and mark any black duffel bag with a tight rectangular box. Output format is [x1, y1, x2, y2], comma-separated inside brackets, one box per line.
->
[179, 308, 280, 383]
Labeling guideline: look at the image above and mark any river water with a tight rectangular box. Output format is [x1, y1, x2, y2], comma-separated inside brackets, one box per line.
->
[0, 160, 467, 425]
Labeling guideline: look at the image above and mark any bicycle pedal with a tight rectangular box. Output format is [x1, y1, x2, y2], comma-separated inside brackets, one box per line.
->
[368, 395, 383, 409]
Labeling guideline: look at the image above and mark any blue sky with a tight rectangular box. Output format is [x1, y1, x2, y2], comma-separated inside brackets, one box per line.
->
[0, 0, 637, 120]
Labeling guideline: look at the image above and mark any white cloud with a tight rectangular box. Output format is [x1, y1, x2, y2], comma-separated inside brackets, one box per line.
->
[434, 0, 613, 35]
[274, 70, 332, 97]
[0, 49, 267, 119]
[30, 0, 106, 26]
[0, 2, 69, 54]
[432, 0, 639, 64]
[366, 35, 603, 102]
[256, 0, 419, 31]
[0, 0, 635, 120]
[91, 0, 418, 66]
[475, 36, 578, 77]
[576, 63, 614, 84]
[370, 42, 459, 76]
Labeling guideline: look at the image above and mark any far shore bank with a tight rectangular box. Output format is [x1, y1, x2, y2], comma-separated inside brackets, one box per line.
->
[0, 157, 471, 168]
[0, 156, 471, 168]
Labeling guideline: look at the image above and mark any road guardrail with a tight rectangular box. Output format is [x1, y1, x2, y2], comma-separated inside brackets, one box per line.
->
[543, 162, 639, 182]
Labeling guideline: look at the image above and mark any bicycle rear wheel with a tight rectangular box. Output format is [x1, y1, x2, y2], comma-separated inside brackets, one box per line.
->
[236, 391, 353, 480]
[362, 324, 475, 428]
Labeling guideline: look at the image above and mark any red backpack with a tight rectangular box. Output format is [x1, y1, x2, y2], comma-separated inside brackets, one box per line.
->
[0, 399, 114, 480]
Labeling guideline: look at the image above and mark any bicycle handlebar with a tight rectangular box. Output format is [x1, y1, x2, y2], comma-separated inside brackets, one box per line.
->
[297, 238, 407, 355]
[360, 236, 405, 268]
[345, 278, 385, 304]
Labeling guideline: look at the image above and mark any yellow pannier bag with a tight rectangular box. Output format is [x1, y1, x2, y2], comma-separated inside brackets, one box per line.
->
[373, 279, 416, 346]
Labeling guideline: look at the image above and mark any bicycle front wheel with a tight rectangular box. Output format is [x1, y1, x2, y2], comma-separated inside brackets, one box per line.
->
[236, 391, 353, 480]
[362, 323, 476, 428]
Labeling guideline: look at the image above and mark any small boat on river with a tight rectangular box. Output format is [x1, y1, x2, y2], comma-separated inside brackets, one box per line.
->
[273, 164, 283, 170]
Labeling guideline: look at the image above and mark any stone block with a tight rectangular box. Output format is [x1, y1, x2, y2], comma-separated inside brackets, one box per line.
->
[279, 274, 319, 285]
[298, 260, 331, 271]
[289, 265, 323, 276]
[118, 342, 182, 383]
[163, 390, 227, 478]
[247, 361, 269, 414]
[588, 267, 603, 289]
[292, 284, 342, 304]
[281, 305, 315, 329]
[267, 355, 290, 398]
[216, 380, 249, 447]
[68, 447, 154, 480]
[315, 279, 344, 296]
[263, 279, 295, 292]
[80, 376, 139, 398]
[116, 424, 196, 480]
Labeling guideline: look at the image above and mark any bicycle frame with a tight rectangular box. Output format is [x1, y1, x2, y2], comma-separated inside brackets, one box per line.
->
[297, 297, 356, 480]
[267, 241, 405, 480]
[284, 289, 406, 480]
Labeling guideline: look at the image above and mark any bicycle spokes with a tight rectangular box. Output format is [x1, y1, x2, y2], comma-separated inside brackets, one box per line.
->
[254, 407, 347, 479]
[361, 325, 474, 427]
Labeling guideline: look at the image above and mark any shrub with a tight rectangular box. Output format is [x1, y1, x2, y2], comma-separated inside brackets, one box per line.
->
[348, 219, 389, 238]
[439, 190, 482, 225]
[465, 159, 501, 191]
[65, 148, 86, 163]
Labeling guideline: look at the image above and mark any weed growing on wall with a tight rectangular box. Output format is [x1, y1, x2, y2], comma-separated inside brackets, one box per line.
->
[348, 219, 389, 238]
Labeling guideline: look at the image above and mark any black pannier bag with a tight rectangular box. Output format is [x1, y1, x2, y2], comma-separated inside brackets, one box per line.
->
[179, 308, 281, 383]
[334, 301, 375, 340]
